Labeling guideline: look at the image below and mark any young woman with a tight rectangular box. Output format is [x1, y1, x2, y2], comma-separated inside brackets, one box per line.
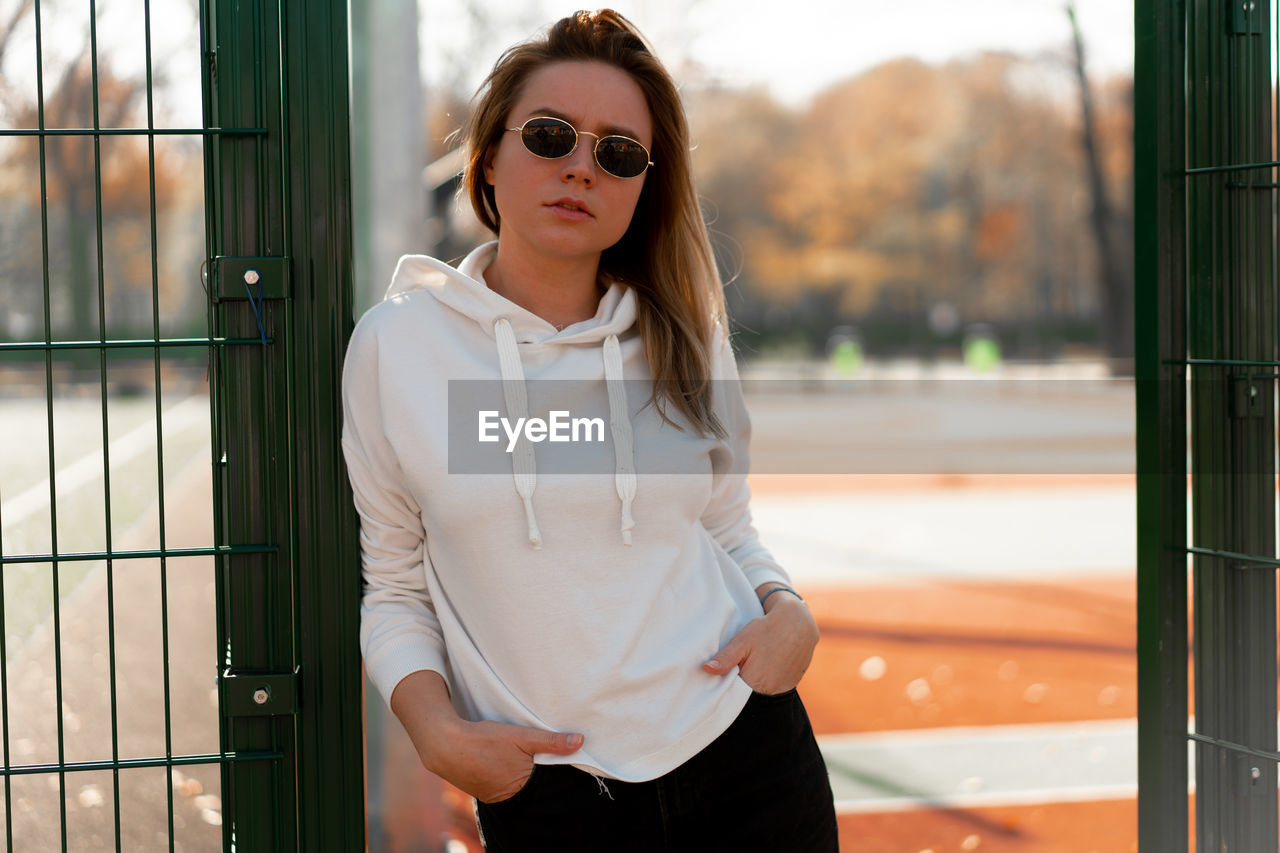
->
[342, 10, 839, 850]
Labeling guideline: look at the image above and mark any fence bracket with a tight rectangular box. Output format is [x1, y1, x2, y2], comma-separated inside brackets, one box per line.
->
[1230, 375, 1266, 418]
[1230, 0, 1263, 35]
[213, 256, 291, 302]
[220, 667, 300, 717]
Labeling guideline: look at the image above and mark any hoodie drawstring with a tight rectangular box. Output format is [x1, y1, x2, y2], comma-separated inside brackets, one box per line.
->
[492, 319, 638, 549]
[494, 318, 543, 549]
[603, 334, 637, 545]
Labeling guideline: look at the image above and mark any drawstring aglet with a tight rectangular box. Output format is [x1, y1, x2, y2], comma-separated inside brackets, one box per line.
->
[521, 493, 543, 549]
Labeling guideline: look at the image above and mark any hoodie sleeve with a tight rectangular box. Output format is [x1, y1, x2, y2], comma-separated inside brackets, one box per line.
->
[699, 324, 793, 592]
[341, 313, 451, 707]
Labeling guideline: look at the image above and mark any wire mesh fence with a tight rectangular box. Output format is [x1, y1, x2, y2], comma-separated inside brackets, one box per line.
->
[0, 1, 227, 849]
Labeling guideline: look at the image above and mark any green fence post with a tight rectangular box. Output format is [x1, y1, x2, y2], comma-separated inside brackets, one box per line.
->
[1137, 0, 1280, 848]
[1186, 0, 1278, 848]
[204, 0, 293, 847]
[1134, 0, 1189, 849]
[204, 0, 362, 848]
[279, 2, 365, 848]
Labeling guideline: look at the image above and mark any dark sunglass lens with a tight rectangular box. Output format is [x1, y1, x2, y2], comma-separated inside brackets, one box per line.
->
[596, 137, 649, 178]
[522, 118, 576, 158]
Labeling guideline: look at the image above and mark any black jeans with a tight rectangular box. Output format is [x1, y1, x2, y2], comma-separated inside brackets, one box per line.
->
[473, 688, 840, 852]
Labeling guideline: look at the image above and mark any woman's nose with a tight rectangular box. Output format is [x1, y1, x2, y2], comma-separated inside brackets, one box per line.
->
[561, 140, 597, 185]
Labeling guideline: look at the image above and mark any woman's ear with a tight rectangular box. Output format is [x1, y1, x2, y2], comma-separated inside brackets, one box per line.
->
[483, 147, 497, 186]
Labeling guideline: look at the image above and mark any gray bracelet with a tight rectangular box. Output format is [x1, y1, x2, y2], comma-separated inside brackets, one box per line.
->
[759, 586, 804, 608]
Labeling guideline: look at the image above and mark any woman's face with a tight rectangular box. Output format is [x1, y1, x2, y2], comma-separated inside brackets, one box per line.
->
[485, 60, 652, 266]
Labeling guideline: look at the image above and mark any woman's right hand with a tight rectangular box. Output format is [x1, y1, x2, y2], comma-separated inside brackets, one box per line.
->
[389, 670, 585, 804]
[435, 718, 584, 803]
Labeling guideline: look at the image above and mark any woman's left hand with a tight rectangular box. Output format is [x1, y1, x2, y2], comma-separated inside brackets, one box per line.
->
[702, 587, 820, 695]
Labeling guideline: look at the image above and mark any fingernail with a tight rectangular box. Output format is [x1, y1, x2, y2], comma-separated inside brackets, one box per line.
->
[706, 659, 720, 669]
[566, 734, 583, 749]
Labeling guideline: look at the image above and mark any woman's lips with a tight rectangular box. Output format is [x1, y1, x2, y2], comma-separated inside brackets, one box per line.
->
[546, 199, 593, 221]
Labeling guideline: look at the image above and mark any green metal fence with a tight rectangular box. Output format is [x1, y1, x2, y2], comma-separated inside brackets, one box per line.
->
[1137, 0, 1280, 848]
[0, 0, 362, 849]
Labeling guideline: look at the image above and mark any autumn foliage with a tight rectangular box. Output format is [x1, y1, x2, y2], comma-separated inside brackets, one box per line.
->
[685, 54, 1133, 358]
[0, 52, 203, 345]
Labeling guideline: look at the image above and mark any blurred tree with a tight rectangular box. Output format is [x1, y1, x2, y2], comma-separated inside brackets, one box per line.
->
[685, 83, 798, 339]
[1, 47, 187, 347]
[689, 50, 1132, 360]
[1068, 0, 1133, 373]
[371, 8, 1137, 363]
[0, 0, 32, 70]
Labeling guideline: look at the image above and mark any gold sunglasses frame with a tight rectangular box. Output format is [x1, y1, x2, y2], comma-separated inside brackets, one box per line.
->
[505, 116, 654, 179]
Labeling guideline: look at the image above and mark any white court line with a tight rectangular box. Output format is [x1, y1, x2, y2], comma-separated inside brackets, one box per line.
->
[818, 717, 1237, 814]
[750, 487, 1138, 585]
[832, 783, 1140, 815]
[0, 397, 208, 531]
[820, 718, 1142, 814]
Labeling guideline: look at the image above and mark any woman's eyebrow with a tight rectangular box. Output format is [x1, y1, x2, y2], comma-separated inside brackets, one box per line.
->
[525, 107, 644, 142]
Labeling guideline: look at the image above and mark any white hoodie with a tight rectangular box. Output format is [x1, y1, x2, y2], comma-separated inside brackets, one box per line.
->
[341, 241, 792, 782]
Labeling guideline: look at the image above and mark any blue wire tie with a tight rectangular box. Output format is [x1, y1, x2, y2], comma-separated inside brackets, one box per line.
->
[243, 274, 268, 345]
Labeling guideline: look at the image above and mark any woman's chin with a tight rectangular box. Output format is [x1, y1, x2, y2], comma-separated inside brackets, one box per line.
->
[513, 230, 620, 263]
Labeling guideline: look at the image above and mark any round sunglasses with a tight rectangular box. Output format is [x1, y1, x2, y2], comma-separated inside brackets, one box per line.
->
[505, 116, 654, 179]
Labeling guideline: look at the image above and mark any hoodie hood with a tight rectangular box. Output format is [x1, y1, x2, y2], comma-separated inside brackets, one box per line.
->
[384, 242, 638, 346]
[383, 241, 639, 550]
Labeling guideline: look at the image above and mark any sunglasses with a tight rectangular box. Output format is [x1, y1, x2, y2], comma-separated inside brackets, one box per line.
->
[506, 116, 654, 179]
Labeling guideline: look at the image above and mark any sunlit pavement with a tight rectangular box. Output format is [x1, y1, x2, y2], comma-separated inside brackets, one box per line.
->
[743, 477, 1141, 850]
[750, 482, 1135, 586]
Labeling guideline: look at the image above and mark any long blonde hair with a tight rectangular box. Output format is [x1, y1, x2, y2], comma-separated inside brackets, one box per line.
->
[462, 9, 727, 437]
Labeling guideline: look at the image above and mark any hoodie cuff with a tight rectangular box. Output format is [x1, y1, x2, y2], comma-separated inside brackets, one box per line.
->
[366, 646, 452, 711]
[743, 564, 793, 595]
